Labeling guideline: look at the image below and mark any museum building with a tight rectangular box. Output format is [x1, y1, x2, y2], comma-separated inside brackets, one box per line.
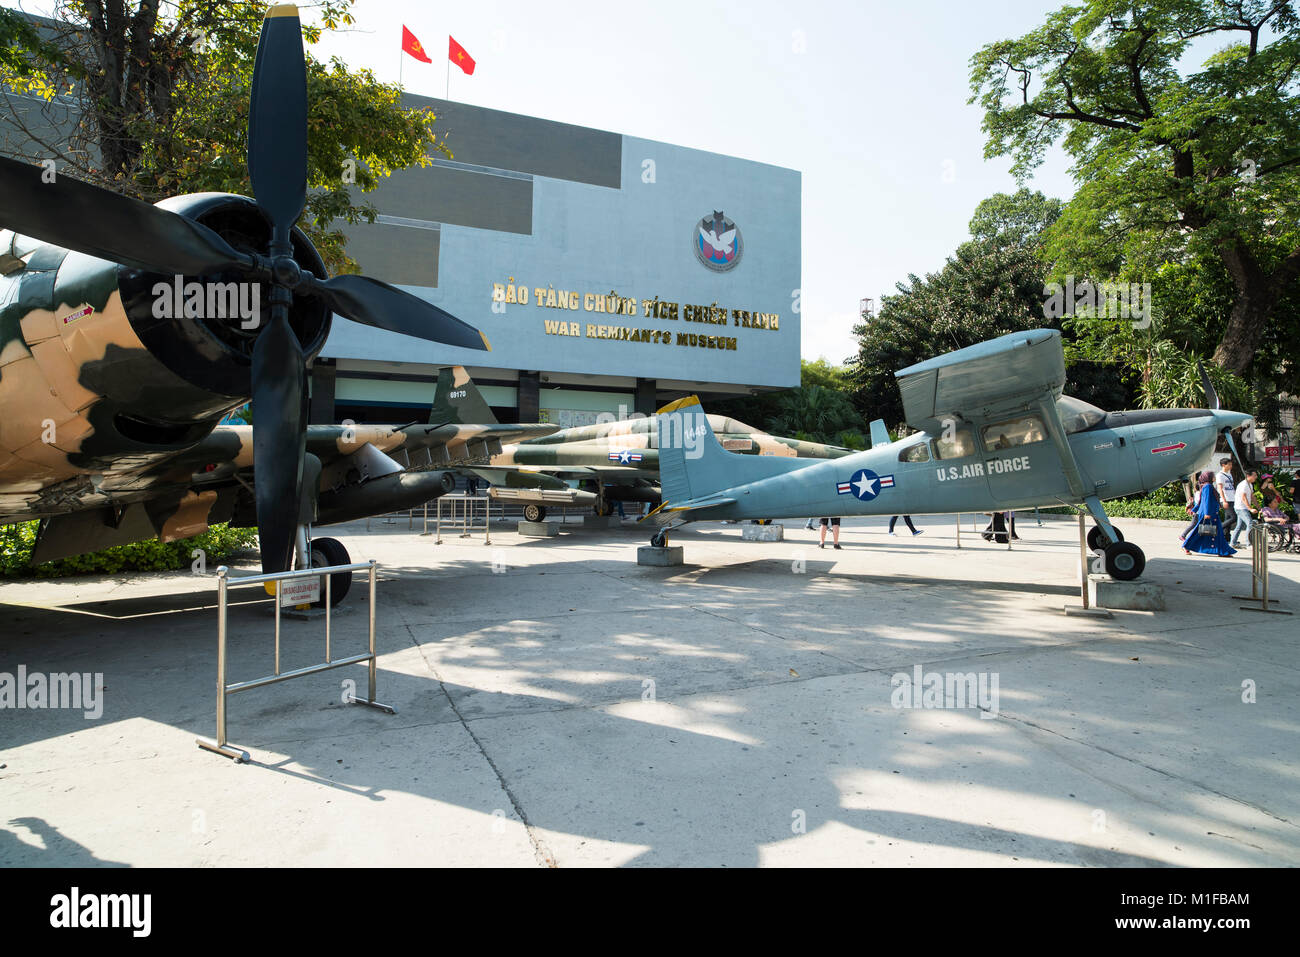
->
[1, 72, 801, 427]
[317, 94, 802, 426]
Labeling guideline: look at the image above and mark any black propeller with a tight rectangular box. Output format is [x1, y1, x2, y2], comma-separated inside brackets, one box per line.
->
[1198, 359, 1249, 472]
[0, 154, 252, 275]
[0, 4, 490, 574]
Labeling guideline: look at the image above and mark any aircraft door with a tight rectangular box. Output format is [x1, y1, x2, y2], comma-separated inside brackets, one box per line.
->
[980, 414, 1068, 507]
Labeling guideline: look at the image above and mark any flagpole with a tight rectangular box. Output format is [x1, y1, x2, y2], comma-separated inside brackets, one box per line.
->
[445, 56, 450, 100]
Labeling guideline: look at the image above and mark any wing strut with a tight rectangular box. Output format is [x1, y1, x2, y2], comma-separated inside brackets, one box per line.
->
[1036, 391, 1121, 545]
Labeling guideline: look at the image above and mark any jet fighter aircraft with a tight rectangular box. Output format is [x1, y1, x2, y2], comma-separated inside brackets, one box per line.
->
[645, 329, 1253, 580]
[419, 368, 857, 522]
[0, 5, 494, 596]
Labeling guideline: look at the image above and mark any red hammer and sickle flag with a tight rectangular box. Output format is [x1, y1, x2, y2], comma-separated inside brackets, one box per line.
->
[401, 26, 433, 63]
[449, 35, 476, 75]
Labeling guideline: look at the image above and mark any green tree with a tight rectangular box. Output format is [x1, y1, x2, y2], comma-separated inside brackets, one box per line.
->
[968, 187, 1064, 245]
[970, 0, 1300, 376]
[0, 1, 449, 274]
[711, 359, 865, 445]
[848, 188, 1135, 429]
[847, 238, 1054, 429]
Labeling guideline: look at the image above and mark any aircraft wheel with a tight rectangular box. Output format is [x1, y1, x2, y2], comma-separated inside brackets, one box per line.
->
[651, 528, 667, 548]
[1087, 524, 1123, 552]
[522, 504, 547, 523]
[594, 501, 614, 517]
[1103, 541, 1145, 581]
[309, 537, 352, 606]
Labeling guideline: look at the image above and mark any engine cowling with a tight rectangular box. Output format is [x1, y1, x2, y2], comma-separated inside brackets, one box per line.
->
[115, 192, 331, 403]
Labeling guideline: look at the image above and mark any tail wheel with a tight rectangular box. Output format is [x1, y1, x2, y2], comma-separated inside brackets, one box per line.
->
[309, 536, 352, 606]
[522, 504, 547, 523]
[1087, 524, 1123, 552]
[1103, 541, 1145, 581]
[651, 528, 668, 548]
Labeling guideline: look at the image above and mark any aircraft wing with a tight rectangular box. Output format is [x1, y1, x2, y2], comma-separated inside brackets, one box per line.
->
[894, 328, 1065, 432]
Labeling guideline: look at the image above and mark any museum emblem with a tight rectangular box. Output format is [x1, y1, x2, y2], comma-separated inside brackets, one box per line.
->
[694, 210, 743, 272]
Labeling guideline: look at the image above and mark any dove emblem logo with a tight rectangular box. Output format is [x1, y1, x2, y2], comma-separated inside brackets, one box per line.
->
[693, 210, 743, 272]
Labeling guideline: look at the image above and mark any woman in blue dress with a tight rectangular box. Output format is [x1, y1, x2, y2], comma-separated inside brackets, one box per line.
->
[1182, 470, 1236, 556]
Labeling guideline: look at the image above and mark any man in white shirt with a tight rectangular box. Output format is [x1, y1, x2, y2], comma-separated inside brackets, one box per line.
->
[1230, 468, 1258, 549]
[1211, 460, 1232, 527]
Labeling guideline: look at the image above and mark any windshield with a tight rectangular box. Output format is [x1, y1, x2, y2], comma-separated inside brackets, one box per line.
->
[1057, 395, 1106, 433]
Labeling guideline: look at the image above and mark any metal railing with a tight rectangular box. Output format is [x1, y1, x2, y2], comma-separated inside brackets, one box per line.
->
[1234, 523, 1292, 615]
[423, 492, 495, 544]
[196, 560, 394, 762]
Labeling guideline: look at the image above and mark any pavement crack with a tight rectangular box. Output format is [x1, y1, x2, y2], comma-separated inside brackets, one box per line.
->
[405, 623, 557, 868]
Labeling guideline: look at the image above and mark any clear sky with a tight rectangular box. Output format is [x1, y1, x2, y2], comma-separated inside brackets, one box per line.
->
[6, 0, 1082, 364]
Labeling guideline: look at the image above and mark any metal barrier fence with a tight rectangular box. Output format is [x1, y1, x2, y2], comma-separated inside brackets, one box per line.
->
[1234, 523, 1292, 615]
[196, 560, 394, 762]
[423, 492, 495, 544]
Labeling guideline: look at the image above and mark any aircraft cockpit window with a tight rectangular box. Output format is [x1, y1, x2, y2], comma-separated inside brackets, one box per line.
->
[982, 415, 1047, 451]
[932, 427, 976, 460]
[1057, 395, 1106, 433]
[899, 441, 930, 463]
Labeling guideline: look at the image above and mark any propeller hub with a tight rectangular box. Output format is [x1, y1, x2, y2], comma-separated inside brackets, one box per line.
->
[272, 256, 303, 288]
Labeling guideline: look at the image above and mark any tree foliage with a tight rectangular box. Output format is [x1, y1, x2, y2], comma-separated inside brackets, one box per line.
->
[710, 360, 866, 447]
[848, 188, 1136, 430]
[970, 0, 1300, 377]
[0, 1, 449, 273]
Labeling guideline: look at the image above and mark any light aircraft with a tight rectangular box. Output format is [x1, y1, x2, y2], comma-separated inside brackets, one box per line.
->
[0, 5, 500, 599]
[645, 329, 1253, 580]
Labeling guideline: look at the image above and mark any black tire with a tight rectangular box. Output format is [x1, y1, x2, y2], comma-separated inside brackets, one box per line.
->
[651, 528, 667, 548]
[1087, 524, 1123, 552]
[522, 504, 547, 523]
[309, 536, 352, 606]
[594, 500, 614, 517]
[1103, 541, 1145, 581]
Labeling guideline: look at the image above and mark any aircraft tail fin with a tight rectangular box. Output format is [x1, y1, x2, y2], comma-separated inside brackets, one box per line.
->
[655, 396, 808, 516]
[869, 419, 891, 449]
[429, 366, 497, 426]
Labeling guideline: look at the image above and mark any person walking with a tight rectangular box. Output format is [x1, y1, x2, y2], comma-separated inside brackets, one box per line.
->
[1230, 468, 1259, 549]
[818, 517, 841, 550]
[1181, 471, 1235, 556]
[888, 515, 923, 537]
[1215, 458, 1236, 535]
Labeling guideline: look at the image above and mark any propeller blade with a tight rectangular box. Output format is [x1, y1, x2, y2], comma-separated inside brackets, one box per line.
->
[310, 274, 491, 350]
[1197, 359, 1220, 411]
[1225, 427, 1250, 474]
[248, 4, 308, 245]
[251, 312, 307, 574]
[0, 155, 251, 275]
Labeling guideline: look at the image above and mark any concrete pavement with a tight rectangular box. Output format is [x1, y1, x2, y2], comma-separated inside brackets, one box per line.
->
[1, 512, 1296, 866]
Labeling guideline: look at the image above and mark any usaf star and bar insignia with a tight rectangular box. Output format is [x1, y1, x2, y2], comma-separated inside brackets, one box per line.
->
[836, 468, 894, 501]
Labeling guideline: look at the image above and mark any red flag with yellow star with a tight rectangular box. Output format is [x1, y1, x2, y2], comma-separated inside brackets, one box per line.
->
[448, 35, 476, 75]
[401, 26, 432, 63]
